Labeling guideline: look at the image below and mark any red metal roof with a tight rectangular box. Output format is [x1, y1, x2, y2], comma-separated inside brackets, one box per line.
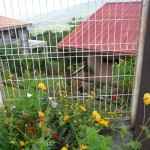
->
[58, 2, 142, 54]
[0, 16, 29, 29]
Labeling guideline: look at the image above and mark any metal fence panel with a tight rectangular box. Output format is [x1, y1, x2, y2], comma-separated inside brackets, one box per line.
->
[0, 0, 142, 119]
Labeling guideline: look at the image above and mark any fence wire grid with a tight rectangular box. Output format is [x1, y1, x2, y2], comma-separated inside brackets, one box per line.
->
[0, 0, 143, 119]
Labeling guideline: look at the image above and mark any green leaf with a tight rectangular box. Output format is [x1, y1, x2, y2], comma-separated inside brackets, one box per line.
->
[124, 140, 142, 150]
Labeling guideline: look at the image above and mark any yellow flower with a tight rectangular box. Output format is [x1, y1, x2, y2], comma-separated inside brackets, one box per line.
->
[143, 93, 150, 100]
[38, 111, 45, 119]
[58, 112, 62, 115]
[64, 115, 69, 121]
[144, 99, 150, 105]
[143, 93, 150, 105]
[39, 124, 43, 128]
[99, 119, 109, 127]
[92, 110, 98, 116]
[20, 141, 25, 147]
[37, 83, 46, 91]
[80, 145, 88, 150]
[95, 114, 101, 122]
[92, 111, 101, 122]
[79, 106, 86, 112]
[9, 74, 14, 79]
[61, 147, 68, 150]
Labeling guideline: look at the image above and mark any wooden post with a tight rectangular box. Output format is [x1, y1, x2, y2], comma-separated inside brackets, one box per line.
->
[133, 1, 150, 149]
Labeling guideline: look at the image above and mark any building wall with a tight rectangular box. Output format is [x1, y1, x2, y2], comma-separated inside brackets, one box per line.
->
[72, 54, 118, 84]
[87, 55, 114, 84]
[0, 27, 29, 53]
[72, 67, 95, 81]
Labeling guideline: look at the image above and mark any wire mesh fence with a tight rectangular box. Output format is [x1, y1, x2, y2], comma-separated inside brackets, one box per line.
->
[0, 0, 142, 119]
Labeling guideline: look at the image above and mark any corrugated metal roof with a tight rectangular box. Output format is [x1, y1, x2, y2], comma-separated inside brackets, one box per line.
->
[0, 16, 29, 29]
[58, 2, 142, 54]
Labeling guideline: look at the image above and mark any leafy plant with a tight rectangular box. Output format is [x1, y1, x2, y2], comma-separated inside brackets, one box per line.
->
[77, 126, 115, 150]
[0, 78, 114, 150]
[113, 56, 135, 94]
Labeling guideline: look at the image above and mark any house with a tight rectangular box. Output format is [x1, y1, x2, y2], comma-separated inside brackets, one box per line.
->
[0, 16, 47, 54]
[58, 2, 142, 88]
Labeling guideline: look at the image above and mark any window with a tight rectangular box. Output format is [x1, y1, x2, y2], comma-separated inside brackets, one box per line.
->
[11, 29, 19, 39]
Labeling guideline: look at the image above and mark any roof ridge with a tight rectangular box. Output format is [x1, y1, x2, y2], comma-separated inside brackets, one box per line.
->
[0, 16, 30, 29]
[0, 15, 26, 21]
[105, 1, 142, 4]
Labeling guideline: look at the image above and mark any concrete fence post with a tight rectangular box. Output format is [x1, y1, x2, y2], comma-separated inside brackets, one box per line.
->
[131, 0, 150, 148]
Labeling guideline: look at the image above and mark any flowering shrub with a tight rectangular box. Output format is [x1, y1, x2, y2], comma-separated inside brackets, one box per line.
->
[0, 81, 116, 150]
[1, 76, 149, 150]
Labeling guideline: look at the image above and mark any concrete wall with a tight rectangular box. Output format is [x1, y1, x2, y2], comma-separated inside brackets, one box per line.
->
[87, 55, 113, 84]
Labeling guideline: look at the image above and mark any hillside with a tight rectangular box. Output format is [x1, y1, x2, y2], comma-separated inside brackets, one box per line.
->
[28, 0, 101, 35]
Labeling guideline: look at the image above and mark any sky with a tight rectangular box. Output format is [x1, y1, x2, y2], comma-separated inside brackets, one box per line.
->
[0, 0, 140, 20]
[0, 0, 95, 19]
